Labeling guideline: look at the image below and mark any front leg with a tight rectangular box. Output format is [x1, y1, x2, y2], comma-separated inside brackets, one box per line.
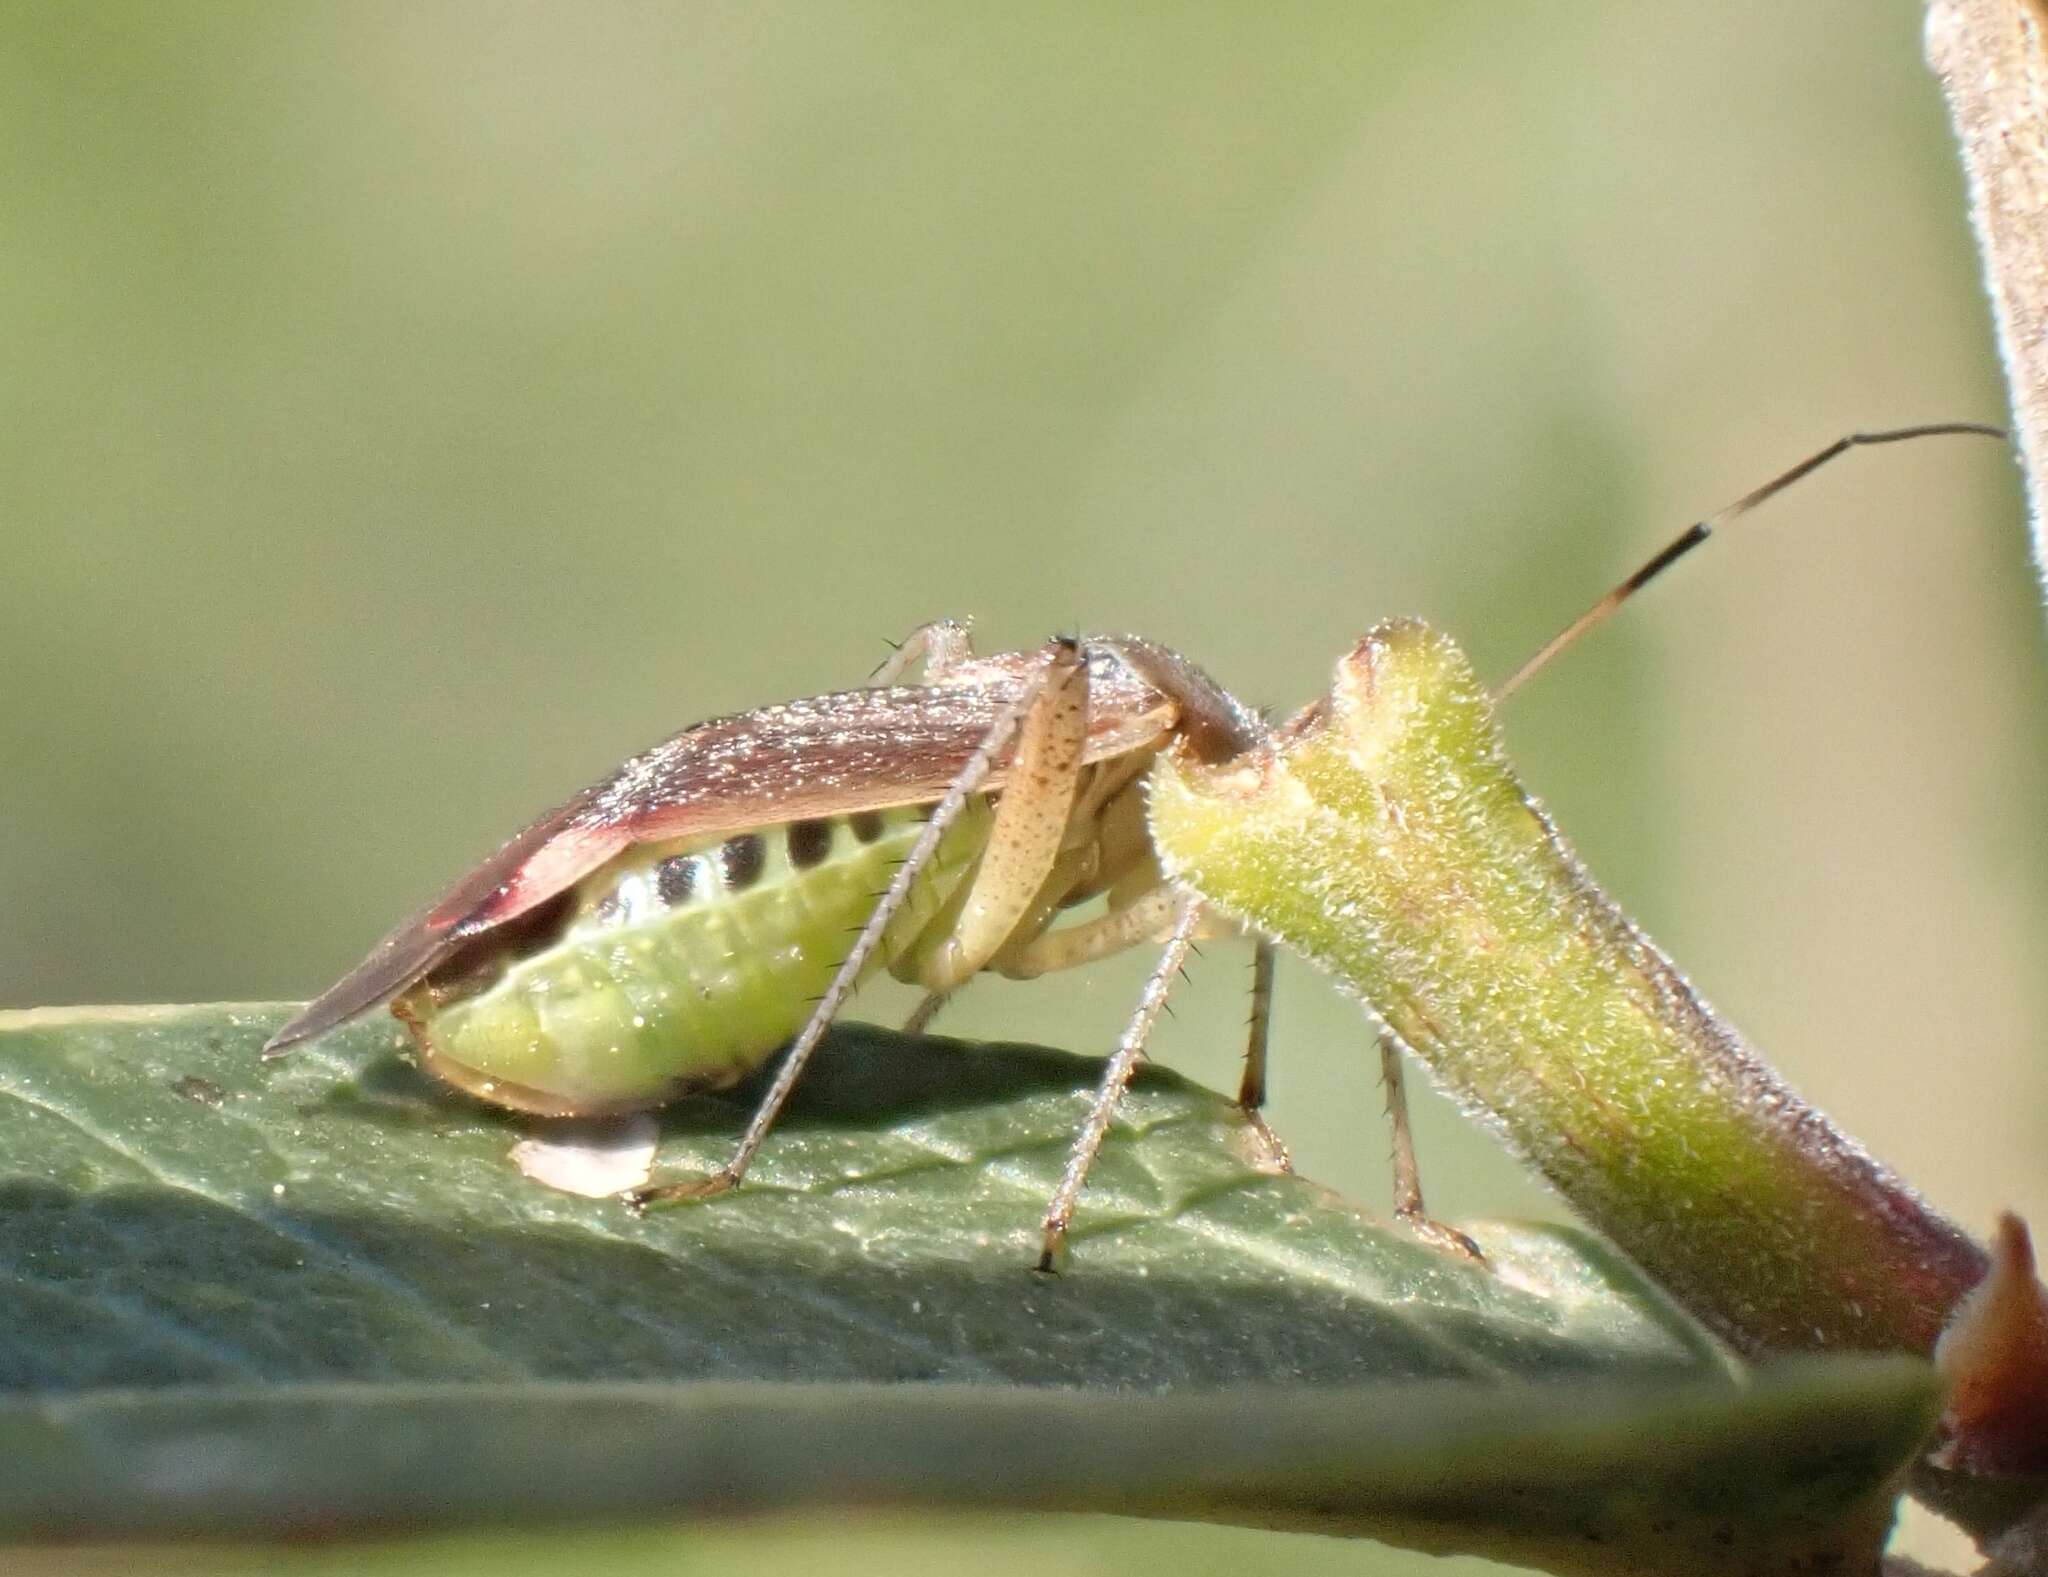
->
[1378, 1029, 1482, 1263]
[625, 639, 1080, 1212]
[893, 639, 1091, 994]
[1233, 938, 1291, 1171]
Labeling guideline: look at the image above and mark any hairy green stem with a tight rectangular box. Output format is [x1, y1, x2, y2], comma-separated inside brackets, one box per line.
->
[1152, 619, 1988, 1356]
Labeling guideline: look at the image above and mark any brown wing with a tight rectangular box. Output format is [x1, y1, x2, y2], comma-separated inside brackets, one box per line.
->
[263, 668, 1175, 1055]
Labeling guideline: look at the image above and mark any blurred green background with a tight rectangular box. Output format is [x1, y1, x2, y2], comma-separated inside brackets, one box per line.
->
[5, 3, 2044, 1571]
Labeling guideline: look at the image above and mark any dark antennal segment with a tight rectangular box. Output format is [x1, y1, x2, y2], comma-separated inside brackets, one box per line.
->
[1492, 421, 2009, 701]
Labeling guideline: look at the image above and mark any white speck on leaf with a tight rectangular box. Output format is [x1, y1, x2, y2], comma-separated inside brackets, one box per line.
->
[510, 1115, 660, 1197]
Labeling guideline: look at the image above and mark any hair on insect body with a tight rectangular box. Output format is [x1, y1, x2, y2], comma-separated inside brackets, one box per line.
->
[265, 422, 2004, 1273]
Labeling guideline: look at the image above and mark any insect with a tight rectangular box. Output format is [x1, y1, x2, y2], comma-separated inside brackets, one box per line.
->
[264, 423, 2001, 1272]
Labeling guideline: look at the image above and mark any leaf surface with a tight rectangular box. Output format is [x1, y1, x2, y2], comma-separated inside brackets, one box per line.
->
[0, 1005, 1936, 1573]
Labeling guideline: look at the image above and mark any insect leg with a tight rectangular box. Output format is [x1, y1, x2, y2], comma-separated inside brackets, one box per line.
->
[624, 640, 1080, 1212]
[993, 883, 1181, 978]
[1002, 896, 1290, 1169]
[901, 720, 1122, 1040]
[1234, 939, 1292, 1171]
[902, 991, 950, 1037]
[1378, 1028, 1482, 1262]
[1037, 892, 1203, 1274]
[900, 641, 1090, 994]
[871, 619, 977, 685]
[898, 828, 1112, 1037]
[1238, 938, 1275, 1108]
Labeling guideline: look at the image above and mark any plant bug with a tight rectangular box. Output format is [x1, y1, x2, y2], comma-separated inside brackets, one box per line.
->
[265, 422, 2002, 1273]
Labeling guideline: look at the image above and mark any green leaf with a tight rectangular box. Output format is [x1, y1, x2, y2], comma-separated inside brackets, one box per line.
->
[0, 1004, 1937, 1574]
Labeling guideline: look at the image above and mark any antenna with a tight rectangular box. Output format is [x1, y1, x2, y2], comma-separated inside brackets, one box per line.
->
[1492, 422, 2008, 702]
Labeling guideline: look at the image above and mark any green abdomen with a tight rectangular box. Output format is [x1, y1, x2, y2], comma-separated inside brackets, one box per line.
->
[398, 802, 989, 1115]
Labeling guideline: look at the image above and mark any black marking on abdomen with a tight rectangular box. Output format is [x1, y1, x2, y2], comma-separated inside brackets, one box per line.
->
[787, 818, 833, 869]
[850, 810, 885, 844]
[720, 833, 766, 890]
[656, 853, 699, 905]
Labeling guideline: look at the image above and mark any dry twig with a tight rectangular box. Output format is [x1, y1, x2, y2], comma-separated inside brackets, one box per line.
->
[1927, 0, 2048, 595]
